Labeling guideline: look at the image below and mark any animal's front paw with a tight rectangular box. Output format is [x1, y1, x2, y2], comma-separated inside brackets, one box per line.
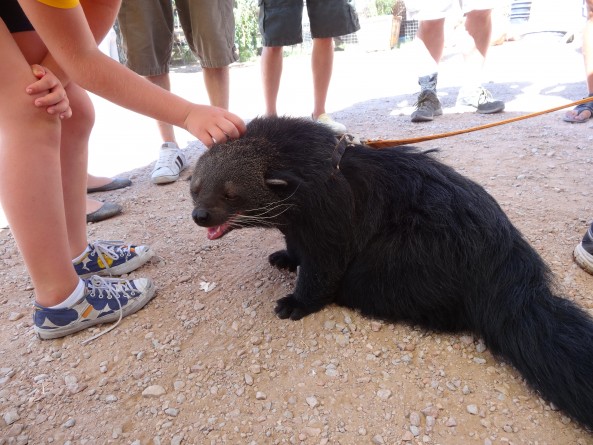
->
[269, 250, 298, 272]
[274, 295, 314, 320]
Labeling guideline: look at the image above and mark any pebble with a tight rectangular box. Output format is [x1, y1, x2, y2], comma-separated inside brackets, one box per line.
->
[164, 408, 179, 417]
[372, 435, 385, 444]
[467, 404, 479, 415]
[62, 418, 76, 428]
[376, 389, 392, 400]
[142, 385, 166, 397]
[8, 312, 23, 321]
[306, 396, 319, 408]
[3, 409, 20, 425]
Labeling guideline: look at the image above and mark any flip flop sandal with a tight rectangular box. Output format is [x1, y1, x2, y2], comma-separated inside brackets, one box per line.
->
[87, 177, 132, 193]
[86, 201, 122, 223]
[563, 95, 593, 123]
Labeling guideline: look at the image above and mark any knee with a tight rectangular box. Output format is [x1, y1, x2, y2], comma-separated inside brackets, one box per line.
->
[465, 10, 491, 38]
[65, 84, 95, 137]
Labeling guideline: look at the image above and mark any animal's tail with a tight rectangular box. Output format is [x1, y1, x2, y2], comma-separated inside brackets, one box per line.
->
[475, 248, 593, 429]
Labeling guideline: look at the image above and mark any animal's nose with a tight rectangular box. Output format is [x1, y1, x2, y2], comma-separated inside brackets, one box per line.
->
[192, 208, 210, 225]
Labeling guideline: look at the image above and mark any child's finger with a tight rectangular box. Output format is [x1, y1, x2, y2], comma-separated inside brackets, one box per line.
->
[26, 76, 56, 95]
[30, 64, 46, 79]
[34, 90, 66, 107]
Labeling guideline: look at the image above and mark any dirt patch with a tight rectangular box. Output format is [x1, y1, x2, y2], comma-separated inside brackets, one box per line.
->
[2, 38, 593, 444]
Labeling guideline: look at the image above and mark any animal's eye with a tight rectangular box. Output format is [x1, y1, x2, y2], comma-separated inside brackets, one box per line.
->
[223, 192, 237, 201]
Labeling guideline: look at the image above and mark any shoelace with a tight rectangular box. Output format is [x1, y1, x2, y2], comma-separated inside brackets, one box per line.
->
[89, 240, 130, 273]
[80, 275, 130, 345]
[476, 87, 495, 105]
[414, 90, 436, 109]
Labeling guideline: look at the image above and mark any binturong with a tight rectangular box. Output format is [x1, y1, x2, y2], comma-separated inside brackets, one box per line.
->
[190, 115, 593, 430]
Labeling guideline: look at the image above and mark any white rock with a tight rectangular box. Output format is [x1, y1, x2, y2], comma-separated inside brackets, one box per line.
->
[142, 385, 166, 397]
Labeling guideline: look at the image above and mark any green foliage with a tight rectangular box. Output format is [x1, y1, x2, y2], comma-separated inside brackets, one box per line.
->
[375, 0, 396, 16]
[234, 0, 261, 63]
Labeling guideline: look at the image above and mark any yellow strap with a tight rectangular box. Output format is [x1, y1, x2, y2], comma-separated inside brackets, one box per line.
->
[36, 0, 80, 9]
[364, 96, 593, 148]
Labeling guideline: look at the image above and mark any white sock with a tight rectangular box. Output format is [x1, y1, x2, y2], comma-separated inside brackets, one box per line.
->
[49, 279, 86, 309]
[72, 245, 91, 263]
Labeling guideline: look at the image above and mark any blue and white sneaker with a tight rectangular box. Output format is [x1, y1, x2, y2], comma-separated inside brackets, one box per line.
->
[151, 142, 187, 184]
[574, 222, 593, 275]
[33, 275, 156, 341]
[73, 240, 153, 279]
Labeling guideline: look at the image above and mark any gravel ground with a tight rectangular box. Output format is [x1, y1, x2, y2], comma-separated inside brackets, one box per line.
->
[2, 35, 593, 445]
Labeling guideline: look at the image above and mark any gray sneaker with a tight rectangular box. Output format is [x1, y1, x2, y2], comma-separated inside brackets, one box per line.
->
[456, 86, 505, 114]
[411, 90, 443, 123]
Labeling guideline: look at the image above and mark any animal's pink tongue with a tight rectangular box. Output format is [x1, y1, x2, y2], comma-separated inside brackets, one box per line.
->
[207, 223, 232, 240]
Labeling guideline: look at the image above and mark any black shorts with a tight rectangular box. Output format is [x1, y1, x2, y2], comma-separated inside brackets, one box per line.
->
[0, 0, 34, 33]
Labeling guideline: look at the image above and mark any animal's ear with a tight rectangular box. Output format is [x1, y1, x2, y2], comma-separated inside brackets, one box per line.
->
[265, 170, 300, 190]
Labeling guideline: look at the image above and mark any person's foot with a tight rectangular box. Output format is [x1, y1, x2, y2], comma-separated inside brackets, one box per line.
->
[87, 175, 131, 193]
[563, 95, 593, 123]
[411, 90, 443, 123]
[313, 113, 347, 134]
[73, 240, 153, 278]
[33, 275, 156, 340]
[574, 223, 593, 275]
[151, 142, 187, 184]
[86, 198, 122, 223]
[455, 86, 505, 114]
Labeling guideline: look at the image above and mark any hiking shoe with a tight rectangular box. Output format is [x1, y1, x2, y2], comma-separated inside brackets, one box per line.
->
[574, 223, 593, 275]
[314, 113, 347, 134]
[33, 275, 156, 340]
[411, 90, 443, 123]
[73, 240, 153, 279]
[456, 86, 505, 114]
[151, 142, 187, 184]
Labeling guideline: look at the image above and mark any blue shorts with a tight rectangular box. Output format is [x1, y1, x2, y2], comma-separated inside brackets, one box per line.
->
[259, 0, 360, 47]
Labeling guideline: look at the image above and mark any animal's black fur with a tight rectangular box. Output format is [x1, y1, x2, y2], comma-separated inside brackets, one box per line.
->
[190, 116, 593, 429]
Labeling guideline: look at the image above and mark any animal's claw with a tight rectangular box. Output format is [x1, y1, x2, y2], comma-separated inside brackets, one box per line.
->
[274, 295, 310, 320]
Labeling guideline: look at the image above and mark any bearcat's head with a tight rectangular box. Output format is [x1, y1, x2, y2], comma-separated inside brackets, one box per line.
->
[190, 116, 342, 239]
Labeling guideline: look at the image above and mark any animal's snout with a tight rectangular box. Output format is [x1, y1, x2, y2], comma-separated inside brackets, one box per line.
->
[192, 208, 210, 226]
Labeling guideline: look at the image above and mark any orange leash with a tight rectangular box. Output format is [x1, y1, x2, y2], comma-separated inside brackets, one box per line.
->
[364, 96, 593, 148]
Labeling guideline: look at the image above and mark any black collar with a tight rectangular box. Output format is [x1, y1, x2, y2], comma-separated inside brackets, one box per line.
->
[332, 134, 357, 170]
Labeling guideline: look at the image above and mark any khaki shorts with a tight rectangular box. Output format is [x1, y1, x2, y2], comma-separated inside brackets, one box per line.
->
[259, 0, 360, 47]
[117, 0, 238, 76]
[407, 0, 498, 21]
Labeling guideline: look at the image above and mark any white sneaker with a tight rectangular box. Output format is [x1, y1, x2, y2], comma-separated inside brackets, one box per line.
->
[151, 143, 187, 184]
[314, 113, 347, 134]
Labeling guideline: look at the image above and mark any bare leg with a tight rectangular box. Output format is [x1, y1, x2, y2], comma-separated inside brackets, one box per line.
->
[565, 0, 593, 121]
[60, 82, 95, 257]
[586, 0, 593, 94]
[462, 9, 492, 86]
[203, 66, 230, 109]
[311, 37, 334, 120]
[146, 73, 177, 144]
[417, 18, 446, 65]
[0, 24, 79, 306]
[260, 46, 284, 116]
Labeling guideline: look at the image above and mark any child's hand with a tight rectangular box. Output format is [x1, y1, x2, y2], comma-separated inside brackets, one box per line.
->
[26, 64, 72, 119]
[183, 105, 246, 148]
